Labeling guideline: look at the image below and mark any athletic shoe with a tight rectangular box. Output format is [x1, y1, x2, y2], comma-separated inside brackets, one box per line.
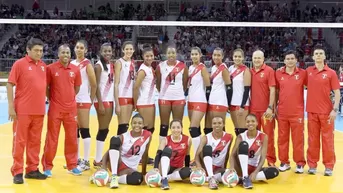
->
[242, 176, 253, 189]
[324, 168, 333, 176]
[79, 160, 90, 171]
[160, 178, 170, 190]
[25, 170, 47, 179]
[295, 165, 304, 174]
[279, 163, 291, 172]
[208, 176, 218, 190]
[44, 170, 52, 178]
[13, 173, 24, 184]
[63, 158, 82, 169]
[110, 175, 119, 189]
[308, 168, 317, 175]
[68, 167, 82, 176]
[93, 160, 102, 169]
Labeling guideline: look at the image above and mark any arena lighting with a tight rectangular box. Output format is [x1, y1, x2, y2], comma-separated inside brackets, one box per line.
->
[0, 19, 343, 28]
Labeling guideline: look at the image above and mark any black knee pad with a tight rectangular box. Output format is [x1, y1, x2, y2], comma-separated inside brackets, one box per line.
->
[262, 167, 279, 180]
[189, 127, 201, 138]
[179, 167, 192, 179]
[159, 124, 169, 137]
[77, 128, 80, 138]
[117, 124, 129, 135]
[96, 128, 109, 141]
[203, 128, 213, 135]
[162, 147, 172, 158]
[127, 171, 143, 185]
[80, 128, 91, 139]
[109, 136, 121, 150]
[203, 145, 212, 157]
[235, 128, 247, 136]
[238, 141, 249, 155]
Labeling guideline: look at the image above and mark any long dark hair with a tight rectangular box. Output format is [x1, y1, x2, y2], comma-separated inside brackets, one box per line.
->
[99, 43, 112, 71]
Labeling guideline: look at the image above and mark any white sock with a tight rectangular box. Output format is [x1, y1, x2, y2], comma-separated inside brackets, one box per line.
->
[167, 170, 182, 181]
[77, 138, 80, 160]
[161, 156, 170, 178]
[83, 138, 91, 161]
[255, 171, 267, 181]
[214, 173, 222, 182]
[192, 136, 201, 157]
[203, 156, 214, 177]
[118, 174, 127, 184]
[239, 154, 249, 177]
[109, 149, 119, 175]
[95, 140, 105, 162]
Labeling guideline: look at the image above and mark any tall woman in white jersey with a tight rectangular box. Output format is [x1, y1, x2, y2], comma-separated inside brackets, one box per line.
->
[229, 114, 279, 189]
[133, 46, 156, 134]
[187, 47, 211, 159]
[71, 40, 97, 170]
[205, 48, 232, 134]
[93, 43, 114, 168]
[114, 41, 135, 135]
[229, 49, 251, 136]
[156, 46, 188, 142]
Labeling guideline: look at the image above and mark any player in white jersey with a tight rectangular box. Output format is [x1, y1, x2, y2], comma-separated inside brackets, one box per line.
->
[195, 117, 233, 190]
[114, 41, 135, 135]
[229, 49, 251, 136]
[156, 46, 188, 142]
[101, 114, 152, 188]
[187, 47, 211, 160]
[229, 114, 279, 189]
[93, 43, 114, 168]
[71, 40, 97, 171]
[205, 48, 232, 134]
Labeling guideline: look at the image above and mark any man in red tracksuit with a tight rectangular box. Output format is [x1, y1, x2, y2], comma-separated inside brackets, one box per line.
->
[306, 46, 340, 176]
[41, 44, 82, 177]
[250, 50, 277, 166]
[275, 50, 306, 173]
[7, 38, 48, 184]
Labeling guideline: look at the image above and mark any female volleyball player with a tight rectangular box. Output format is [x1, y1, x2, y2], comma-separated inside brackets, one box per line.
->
[187, 47, 211, 159]
[93, 43, 114, 168]
[153, 120, 192, 190]
[205, 48, 232, 133]
[228, 49, 251, 136]
[229, 114, 279, 189]
[114, 41, 135, 135]
[70, 40, 97, 171]
[156, 46, 188, 142]
[101, 113, 152, 189]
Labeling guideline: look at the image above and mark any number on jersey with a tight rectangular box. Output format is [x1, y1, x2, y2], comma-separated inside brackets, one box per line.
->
[212, 150, 221, 158]
[130, 145, 141, 156]
[129, 70, 135, 80]
[169, 73, 176, 85]
[171, 150, 179, 160]
[248, 150, 255, 158]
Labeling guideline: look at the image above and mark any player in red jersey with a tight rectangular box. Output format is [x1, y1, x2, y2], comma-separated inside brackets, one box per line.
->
[275, 50, 306, 173]
[229, 114, 279, 189]
[306, 46, 340, 176]
[153, 120, 192, 190]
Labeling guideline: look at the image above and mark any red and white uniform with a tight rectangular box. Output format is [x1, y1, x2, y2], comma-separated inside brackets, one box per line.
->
[118, 58, 135, 105]
[71, 58, 92, 109]
[166, 134, 189, 168]
[229, 64, 249, 110]
[94, 61, 114, 108]
[118, 130, 151, 172]
[188, 64, 207, 112]
[205, 132, 233, 169]
[136, 63, 155, 108]
[209, 63, 228, 112]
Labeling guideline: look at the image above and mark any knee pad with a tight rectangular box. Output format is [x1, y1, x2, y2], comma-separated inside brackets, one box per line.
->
[80, 128, 91, 139]
[109, 136, 121, 150]
[162, 147, 172, 158]
[127, 171, 143, 185]
[203, 128, 213, 135]
[96, 129, 109, 141]
[159, 124, 169, 137]
[117, 124, 129, 135]
[77, 128, 80, 138]
[189, 127, 201, 138]
[203, 145, 212, 157]
[179, 167, 192, 180]
[262, 167, 279, 180]
[238, 141, 249, 155]
[235, 128, 247, 136]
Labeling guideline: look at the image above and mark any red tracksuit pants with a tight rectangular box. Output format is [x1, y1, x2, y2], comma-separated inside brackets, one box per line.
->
[250, 111, 276, 165]
[41, 111, 78, 171]
[307, 113, 335, 169]
[277, 114, 306, 166]
[11, 115, 44, 176]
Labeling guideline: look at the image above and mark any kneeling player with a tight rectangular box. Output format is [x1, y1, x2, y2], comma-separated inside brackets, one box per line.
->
[102, 114, 151, 188]
[153, 120, 192, 190]
[229, 114, 279, 189]
[195, 116, 233, 190]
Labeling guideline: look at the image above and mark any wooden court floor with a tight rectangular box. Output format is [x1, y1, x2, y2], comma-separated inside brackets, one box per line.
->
[0, 116, 343, 193]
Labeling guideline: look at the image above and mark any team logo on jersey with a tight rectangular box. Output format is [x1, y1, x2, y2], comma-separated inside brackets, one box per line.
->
[298, 118, 302, 123]
[69, 72, 75, 77]
[281, 77, 284, 81]
[175, 67, 179, 72]
[28, 66, 32, 71]
[256, 139, 261, 146]
[181, 143, 185, 149]
[41, 66, 45, 71]
[295, 75, 299, 80]
[322, 74, 327, 79]
[55, 72, 59, 76]
[221, 140, 226, 146]
[140, 136, 144, 142]
[260, 72, 264, 78]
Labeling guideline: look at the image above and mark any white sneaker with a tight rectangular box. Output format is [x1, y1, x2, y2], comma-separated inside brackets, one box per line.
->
[79, 160, 90, 171]
[295, 165, 304, 174]
[279, 163, 291, 172]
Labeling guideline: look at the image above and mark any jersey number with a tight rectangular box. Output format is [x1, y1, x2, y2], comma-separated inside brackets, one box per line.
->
[248, 150, 255, 158]
[168, 74, 176, 85]
[171, 150, 179, 160]
[108, 73, 114, 83]
[129, 70, 135, 80]
[130, 145, 141, 156]
[212, 150, 221, 158]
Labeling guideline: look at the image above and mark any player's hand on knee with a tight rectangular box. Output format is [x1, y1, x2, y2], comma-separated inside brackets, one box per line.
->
[249, 171, 258, 181]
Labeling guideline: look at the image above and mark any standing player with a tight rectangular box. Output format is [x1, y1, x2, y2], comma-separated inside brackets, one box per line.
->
[249, 50, 276, 166]
[205, 48, 232, 134]
[101, 114, 151, 188]
[156, 46, 188, 141]
[306, 46, 340, 176]
[195, 116, 233, 190]
[71, 40, 97, 171]
[229, 114, 279, 189]
[93, 43, 114, 168]
[275, 50, 306, 173]
[42, 44, 82, 177]
[7, 38, 47, 184]
[187, 47, 211, 158]
[114, 41, 135, 135]
[153, 120, 192, 190]
[229, 49, 251, 136]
